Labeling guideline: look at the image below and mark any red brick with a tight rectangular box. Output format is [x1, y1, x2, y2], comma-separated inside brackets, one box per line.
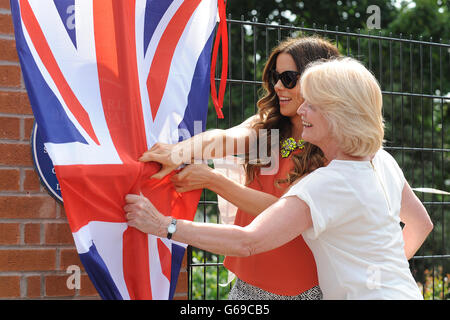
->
[0, 143, 33, 166]
[0, 91, 32, 115]
[175, 270, 187, 294]
[79, 274, 99, 297]
[0, 116, 20, 140]
[0, 223, 20, 245]
[0, 195, 57, 219]
[59, 205, 67, 219]
[0, 39, 18, 62]
[0, 13, 14, 35]
[45, 223, 73, 245]
[23, 118, 35, 141]
[0, 65, 21, 87]
[181, 251, 187, 268]
[0, 0, 10, 10]
[0, 276, 20, 298]
[26, 276, 41, 298]
[23, 169, 41, 192]
[45, 275, 76, 297]
[24, 223, 40, 245]
[0, 168, 20, 191]
[0, 249, 56, 271]
[60, 248, 84, 272]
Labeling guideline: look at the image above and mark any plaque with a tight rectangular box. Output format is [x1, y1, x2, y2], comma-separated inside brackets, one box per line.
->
[30, 122, 63, 203]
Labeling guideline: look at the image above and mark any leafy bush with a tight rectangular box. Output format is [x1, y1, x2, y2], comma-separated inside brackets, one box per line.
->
[416, 266, 449, 300]
[190, 249, 234, 300]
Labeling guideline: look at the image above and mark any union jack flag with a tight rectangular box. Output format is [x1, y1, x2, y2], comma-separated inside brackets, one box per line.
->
[11, 0, 219, 299]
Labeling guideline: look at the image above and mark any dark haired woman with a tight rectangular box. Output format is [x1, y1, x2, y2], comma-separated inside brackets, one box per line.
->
[139, 36, 340, 300]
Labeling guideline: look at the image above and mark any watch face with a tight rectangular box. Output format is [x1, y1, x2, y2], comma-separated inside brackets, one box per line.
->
[168, 224, 176, 233]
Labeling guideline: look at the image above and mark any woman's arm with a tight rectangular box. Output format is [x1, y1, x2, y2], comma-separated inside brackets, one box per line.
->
[400, 182, 434, 260]
[208, 170, 279, 216]
[124, 194, 312, 257]
[139, 116, 259, 179]
[170, 164, 278, 216]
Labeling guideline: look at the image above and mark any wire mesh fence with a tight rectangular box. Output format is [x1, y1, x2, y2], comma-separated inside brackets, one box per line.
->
[187, 17, 450, 300]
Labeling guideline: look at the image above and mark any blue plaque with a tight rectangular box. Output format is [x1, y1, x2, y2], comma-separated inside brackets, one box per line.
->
[30, 122, 63, 203]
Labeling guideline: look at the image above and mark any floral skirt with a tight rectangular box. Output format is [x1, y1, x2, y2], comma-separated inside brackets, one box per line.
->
[228, 278, 323, 300]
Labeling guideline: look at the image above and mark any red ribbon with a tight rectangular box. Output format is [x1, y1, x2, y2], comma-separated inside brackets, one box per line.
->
[210, 0, 228, 119]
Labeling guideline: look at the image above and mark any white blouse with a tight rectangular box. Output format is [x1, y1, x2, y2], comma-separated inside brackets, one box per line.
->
[282, 149, 423, 300]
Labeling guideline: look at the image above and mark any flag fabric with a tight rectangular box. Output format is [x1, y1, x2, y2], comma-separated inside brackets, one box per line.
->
[11, 0, 218, 300]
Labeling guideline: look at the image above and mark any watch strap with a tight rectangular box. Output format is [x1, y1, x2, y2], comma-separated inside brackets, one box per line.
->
[167, 218, 177, 239]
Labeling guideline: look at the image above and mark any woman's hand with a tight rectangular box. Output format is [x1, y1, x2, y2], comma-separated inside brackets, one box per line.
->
[124, 194, 171, 237]
[139, 142, 187, 179]
[171, 164, 216, 193]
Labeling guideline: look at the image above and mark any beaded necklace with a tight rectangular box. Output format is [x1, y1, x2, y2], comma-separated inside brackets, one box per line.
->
[280, 137, 305, 158]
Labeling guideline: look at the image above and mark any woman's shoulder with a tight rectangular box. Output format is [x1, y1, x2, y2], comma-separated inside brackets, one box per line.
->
[282, 167, 342, 201]
[287, 166, 337, 191]
[373, 148, 400, 168]
[374, 148, 391, 159]
[372, 148, 406, 184]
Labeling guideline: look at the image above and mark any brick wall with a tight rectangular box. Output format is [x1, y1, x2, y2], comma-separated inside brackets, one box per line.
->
[0, 0, 188, 299]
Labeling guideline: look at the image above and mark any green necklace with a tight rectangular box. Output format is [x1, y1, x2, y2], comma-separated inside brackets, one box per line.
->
[280, 137, 305, 158]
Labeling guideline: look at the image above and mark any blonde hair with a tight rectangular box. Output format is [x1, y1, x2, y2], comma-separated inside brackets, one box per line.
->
[300, 57, 384, 157]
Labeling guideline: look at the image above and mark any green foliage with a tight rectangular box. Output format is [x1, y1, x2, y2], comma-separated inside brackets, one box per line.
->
[227, 0, 398, 30]
[388, 0, 450, 41]
[416, 266, 450, 300]
[190, 249, 234, 300]
[190, 194, 234, 300]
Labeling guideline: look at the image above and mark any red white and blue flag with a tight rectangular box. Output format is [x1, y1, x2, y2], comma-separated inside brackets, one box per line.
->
[11, 0, 220, 299]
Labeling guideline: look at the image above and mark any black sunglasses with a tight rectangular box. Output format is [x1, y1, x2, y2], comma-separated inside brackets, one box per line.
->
[269, 70, 301, 89]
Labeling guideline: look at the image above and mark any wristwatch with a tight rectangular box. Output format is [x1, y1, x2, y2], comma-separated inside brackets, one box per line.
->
[167, 218, 177, 239]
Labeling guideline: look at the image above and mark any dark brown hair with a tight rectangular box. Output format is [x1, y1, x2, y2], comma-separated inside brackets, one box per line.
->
[245, 36, 341, 185]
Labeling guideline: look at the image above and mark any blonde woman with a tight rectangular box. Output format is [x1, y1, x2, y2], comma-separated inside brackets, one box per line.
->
[125, 57, 433, 299]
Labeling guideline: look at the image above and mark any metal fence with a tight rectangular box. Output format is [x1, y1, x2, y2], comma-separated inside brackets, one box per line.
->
[187, 17, 450, 300]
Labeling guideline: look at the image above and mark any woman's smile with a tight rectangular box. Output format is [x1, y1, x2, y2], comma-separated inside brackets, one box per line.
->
[278, 96, 292, 106]
[302, 119, 313, 128]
